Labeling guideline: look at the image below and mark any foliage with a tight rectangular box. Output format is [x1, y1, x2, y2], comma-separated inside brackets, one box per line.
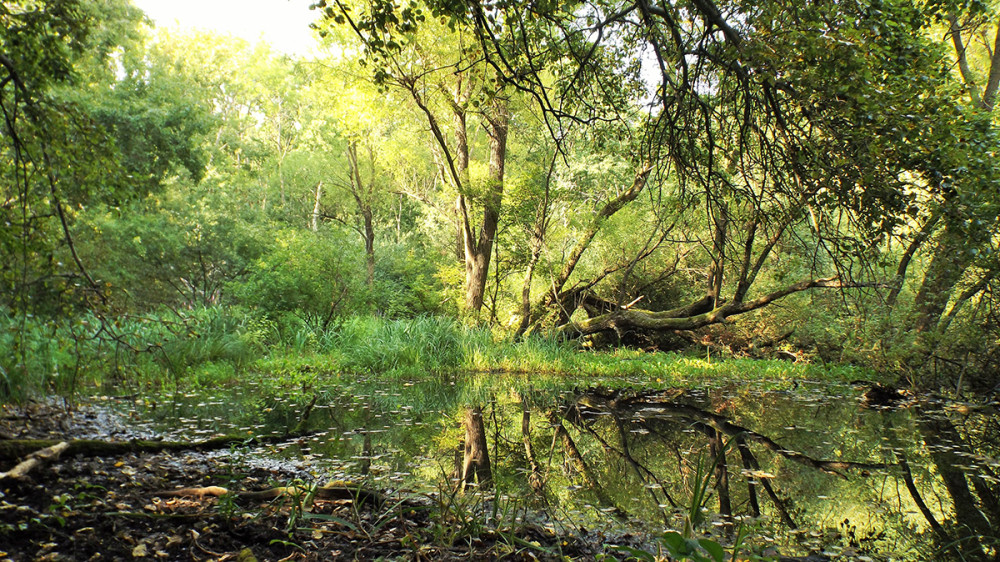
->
[311, 0, 1000, 386]
[4, 0, 1000, 401]
[8, 4, 1000, 560]
[326, 315, 467, 377]
[0, 310, 91, 401]
[230, 227, 367, 319]
[79, 190, 266, 310]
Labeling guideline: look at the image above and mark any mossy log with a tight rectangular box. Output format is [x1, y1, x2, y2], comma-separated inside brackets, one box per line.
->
[560, 278, 869, 337]
[0, 433, 308, 464]
[1, 393, 320, 464]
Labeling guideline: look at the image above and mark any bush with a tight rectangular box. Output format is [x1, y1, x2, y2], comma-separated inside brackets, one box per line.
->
[230, 228, 368, 319]
[0, 311, 85, 402]
[78, 190, 265, 311]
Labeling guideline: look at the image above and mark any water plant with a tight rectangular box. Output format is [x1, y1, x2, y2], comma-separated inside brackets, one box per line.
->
[609, 443, 750, 562]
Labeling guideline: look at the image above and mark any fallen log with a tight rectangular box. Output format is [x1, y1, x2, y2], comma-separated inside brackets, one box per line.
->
[0, 393, 321, 465]
[0, 432, 314, 464]
[0, 436, 243, 462]
[0, 441, 70, 480]
[561, 277, 888, 337]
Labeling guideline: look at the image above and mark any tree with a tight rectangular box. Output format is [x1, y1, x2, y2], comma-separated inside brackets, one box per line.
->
[319, 0, 1000, 361]
[904, 2, 1000, 343]
[304, 61, 418, 287]
[0, 0, 162, 312]
[317, 4, 512, 314]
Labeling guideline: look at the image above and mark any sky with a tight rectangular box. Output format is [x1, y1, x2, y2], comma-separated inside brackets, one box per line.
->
[130, 0, 320, 56]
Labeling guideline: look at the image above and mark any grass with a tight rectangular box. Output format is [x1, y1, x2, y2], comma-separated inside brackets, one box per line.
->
[1, 308, 878, 403]
[296, 315, 872, 386]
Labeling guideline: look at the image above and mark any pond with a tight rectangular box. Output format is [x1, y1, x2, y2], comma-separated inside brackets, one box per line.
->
[97, 374, 999, 560]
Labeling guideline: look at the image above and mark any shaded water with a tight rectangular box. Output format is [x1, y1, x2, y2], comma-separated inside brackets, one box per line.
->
[100, 375, 1000, 560]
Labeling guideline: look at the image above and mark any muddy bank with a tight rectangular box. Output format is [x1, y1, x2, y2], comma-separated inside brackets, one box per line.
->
[0, 402, 613, 561]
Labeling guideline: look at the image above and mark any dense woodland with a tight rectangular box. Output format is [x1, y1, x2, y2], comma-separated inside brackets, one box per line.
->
[4, 2, 1000, 560]
[2, 0, 1000, 399]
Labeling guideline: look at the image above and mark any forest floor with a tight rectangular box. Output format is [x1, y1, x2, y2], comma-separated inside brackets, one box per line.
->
[0, 401, 620, 561]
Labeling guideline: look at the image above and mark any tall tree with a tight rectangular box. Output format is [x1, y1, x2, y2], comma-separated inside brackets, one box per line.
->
[1, 0, 180, 311]
[320, 0, 1000, 354]
[318, 5, 510, 314]
[305, 62, 423, 288]
[904, 2, 1000, 343]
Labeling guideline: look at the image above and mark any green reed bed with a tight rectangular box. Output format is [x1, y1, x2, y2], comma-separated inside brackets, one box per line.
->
[2, 309, 876, 404]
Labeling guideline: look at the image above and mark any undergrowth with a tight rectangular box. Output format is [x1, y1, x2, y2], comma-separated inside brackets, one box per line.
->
[1, 308, 876, 403]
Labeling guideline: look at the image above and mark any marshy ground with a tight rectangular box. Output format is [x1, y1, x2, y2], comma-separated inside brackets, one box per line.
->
[0, 400, 617, 561]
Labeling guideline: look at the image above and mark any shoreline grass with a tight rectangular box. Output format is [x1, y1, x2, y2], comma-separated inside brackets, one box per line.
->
[3, 310, 878, 403]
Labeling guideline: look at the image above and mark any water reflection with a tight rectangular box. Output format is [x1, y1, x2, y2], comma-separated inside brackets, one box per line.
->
[105, 377, 999, 560]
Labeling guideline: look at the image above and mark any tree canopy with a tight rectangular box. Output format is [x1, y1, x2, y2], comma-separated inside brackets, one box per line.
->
[3, 0, 1000, 388]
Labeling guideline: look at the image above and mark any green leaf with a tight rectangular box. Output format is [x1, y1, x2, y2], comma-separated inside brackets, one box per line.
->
[697, 539, 726, 562]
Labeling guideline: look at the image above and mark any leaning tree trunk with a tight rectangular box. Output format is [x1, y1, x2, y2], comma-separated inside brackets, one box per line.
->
[911, 223, 971, 334]
[461, 406, 492, 490]
[453, 102, 470, 264]
[523, 165, 652, 331]
[515, 154, 554, 336]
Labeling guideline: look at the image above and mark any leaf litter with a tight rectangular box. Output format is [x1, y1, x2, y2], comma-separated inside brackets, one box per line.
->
[0, 400, 608, 561]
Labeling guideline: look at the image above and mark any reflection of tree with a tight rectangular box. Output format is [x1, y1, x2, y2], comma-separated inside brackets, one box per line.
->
[545, 412, 626, 518]
[910, 409, 999, 561]
[556, 388, 885, 534]
[158, 379, 1000, 559]
[520, 402, 545, 499]
[734, 434, 795, 529]
[462, 406, 492, 490]
[704, 426, 732, 527]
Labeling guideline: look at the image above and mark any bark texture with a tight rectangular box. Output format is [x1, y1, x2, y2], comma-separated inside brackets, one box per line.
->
[461, 406, 492, 489]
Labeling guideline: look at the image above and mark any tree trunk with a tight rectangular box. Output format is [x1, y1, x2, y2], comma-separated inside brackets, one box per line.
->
[708, 200, 728, 308]
[363, 208, 375, 287]
[461, 406, 492, 490]
[0, 434, 308, 462]
[453, 104, 469, 263]
[346, 142, 376, 288]
[517, 216, 547, 337]
[912, 224, 970, 334]
[563, 277, 859, 337]
[527, 164, 652, 328]
[311, 181, 323, 232]
[516, 156, 555, 337]
[886, 209, 941, 309]
[464, 102, 508, 313]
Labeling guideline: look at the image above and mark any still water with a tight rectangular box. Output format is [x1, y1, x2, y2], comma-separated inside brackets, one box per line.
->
[103, 375, 999, 560]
